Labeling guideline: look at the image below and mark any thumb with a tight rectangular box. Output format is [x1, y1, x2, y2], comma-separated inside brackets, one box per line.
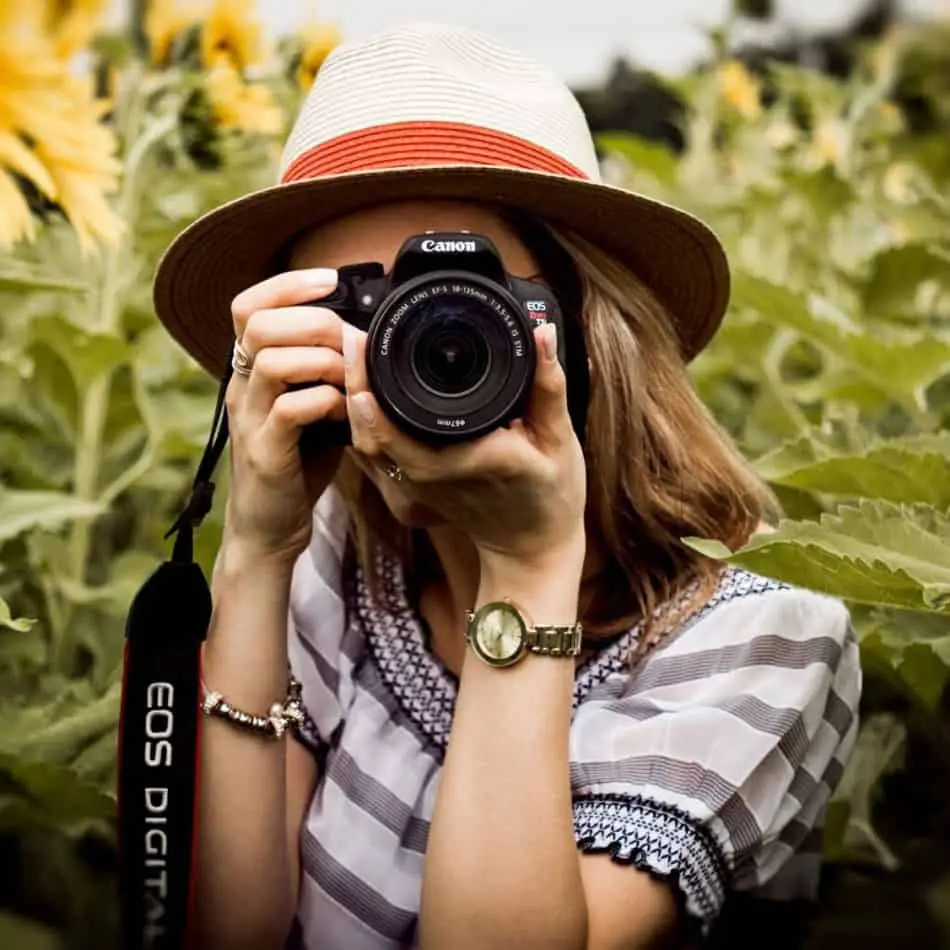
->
[524, 323, 570, 447]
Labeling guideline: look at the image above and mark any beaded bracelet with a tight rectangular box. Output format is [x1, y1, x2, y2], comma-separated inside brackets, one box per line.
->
[200, 673, 305, 739]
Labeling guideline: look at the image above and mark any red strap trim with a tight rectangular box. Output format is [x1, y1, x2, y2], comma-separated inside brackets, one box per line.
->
[281, 120, 589, 183]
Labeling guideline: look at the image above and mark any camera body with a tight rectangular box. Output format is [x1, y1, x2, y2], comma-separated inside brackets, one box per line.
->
[306, 231, 580, 446]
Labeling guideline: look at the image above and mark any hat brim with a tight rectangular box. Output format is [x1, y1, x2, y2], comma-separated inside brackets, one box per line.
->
[153, 164, 729, 377]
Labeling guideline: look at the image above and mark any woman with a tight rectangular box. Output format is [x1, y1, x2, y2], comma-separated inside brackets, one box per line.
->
[153, 22, 861, 950]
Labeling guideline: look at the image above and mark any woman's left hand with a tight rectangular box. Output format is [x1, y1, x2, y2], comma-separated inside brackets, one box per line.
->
[342, 322, 587, 570]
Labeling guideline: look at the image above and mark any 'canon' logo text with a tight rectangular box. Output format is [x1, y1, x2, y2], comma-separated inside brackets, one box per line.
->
[421, 239, 476, 253]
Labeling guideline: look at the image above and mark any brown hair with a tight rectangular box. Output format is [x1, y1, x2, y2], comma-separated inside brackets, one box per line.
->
[333, 219, 775, 644]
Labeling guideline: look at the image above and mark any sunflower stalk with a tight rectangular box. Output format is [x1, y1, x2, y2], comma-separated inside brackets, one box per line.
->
[56, 76, 177, 675]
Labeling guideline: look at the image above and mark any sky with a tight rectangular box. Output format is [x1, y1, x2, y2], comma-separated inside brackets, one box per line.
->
[257, 0, 945, 80]
[114, 0, 945, 82]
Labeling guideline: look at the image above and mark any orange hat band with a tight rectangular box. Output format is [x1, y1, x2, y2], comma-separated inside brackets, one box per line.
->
[280, 120, 591, 183]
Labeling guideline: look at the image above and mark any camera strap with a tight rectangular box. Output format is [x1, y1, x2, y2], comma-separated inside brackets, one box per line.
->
[117, 358, 232, 950]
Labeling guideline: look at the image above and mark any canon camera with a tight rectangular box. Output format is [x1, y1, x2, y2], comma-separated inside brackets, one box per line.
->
[305, 231, 574, 445]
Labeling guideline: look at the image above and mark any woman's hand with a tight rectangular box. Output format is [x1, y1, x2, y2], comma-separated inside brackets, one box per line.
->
[343, 322, 587, 571]
[225, 267, 348, 565]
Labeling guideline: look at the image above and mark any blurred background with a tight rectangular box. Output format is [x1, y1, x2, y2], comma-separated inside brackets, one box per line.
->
[1, 1, 950, 947]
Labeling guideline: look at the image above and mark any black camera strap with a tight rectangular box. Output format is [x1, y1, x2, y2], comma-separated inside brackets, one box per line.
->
[118, 358, 232, 950]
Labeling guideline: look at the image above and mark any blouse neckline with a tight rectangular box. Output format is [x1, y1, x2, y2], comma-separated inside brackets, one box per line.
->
[355, 548, 710, 752]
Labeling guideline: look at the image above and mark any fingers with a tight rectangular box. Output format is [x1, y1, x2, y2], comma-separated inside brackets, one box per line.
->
[523, 323, 571, 449]
[231, 268, 338, 340]
[241, 305, 343, 359]
[243, 345, 345, 422]
[259, 385, 347, 454]
[342, 323, 411, 467]
[342, 324, 385, 456]
[227, 270, 347, 449]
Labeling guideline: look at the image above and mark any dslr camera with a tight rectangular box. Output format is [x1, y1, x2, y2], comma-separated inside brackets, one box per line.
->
[309, 231, 577, 445]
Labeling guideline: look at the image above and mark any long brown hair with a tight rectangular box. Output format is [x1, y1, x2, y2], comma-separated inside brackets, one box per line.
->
[333, 217, 774, 642]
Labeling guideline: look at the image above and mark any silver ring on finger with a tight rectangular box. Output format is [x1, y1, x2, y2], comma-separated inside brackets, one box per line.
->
[383, 461, 406, 483]
[232, 338, 254, 377]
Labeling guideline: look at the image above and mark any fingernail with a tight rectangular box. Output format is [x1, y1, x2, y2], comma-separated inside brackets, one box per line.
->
[541, 323, 558, 362]
[342, 322, 356, 368]
[353, 392, 375, 425]
[301, 267, 337, 289]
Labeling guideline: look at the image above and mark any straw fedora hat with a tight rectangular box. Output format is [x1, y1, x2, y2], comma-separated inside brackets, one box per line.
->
[153, 22, 729, 378]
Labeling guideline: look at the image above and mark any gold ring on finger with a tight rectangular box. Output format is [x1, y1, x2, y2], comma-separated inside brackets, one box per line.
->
[232, 338, 253, 377]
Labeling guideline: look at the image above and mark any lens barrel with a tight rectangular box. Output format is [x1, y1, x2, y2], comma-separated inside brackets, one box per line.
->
[365, 272, 535, 443]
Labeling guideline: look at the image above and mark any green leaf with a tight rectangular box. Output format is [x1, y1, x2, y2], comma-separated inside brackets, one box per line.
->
[0, 913, 61, 950]
[71, 730, 117, 788]
[29, 316, 131, 390]
[596, 133, 679, 185]
[828, 713, 904, 869]
[0, 265, 89, 295]
[0, 683, 121, 767]
[896, 642, 949, 711]
[781, 167, 856, 219]
[685, 500, 950, 612]
[731, 274, 950, 409]
[862, 242, 950, 317]
[0, 596, 35, 632]
[0, 753, 114, 826]
[0, 490, 103, 543]
[754, 432, 950, 506]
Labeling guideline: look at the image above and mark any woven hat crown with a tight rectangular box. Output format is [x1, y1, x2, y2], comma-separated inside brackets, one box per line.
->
[154, 21, 730, 378]
[279, 22, 602, 183]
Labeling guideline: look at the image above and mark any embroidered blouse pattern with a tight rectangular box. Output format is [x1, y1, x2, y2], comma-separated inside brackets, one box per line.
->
[359, 550, 789, 752]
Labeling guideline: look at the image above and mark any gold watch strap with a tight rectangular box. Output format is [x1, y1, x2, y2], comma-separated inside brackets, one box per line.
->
[463, 607, 583, 659]
[523, 624, 583, 657]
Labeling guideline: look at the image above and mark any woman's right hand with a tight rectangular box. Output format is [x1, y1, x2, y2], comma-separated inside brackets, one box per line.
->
[224, 267, 346, 565]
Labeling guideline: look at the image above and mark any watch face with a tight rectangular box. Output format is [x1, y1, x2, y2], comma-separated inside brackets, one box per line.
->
[472, 603, 525, 667]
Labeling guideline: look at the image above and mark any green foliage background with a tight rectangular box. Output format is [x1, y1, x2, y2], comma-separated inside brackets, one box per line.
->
[2, 11, 950, 950]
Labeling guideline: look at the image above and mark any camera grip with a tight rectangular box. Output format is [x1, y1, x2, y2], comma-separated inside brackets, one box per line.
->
[300, 413, 352, 451]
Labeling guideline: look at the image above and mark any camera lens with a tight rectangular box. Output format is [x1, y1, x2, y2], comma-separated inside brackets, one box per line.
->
[366, 275, 535, 443]
[412, 315, 491, 397]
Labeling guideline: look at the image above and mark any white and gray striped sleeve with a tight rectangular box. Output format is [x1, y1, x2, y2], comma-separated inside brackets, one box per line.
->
[570, 583, 861, 931]
[287, 486, 353, 755]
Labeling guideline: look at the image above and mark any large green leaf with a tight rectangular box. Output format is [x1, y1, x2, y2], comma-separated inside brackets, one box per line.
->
[685, 500, 950, 611]
[0, 490, 103, 543]
[754, 432, 950, 505]
[731, 273, 950, 409]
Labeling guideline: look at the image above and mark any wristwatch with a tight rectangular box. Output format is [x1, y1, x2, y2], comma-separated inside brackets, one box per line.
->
[465, 600, 583, 668]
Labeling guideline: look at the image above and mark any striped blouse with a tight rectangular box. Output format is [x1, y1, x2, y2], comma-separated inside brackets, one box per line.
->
[286, 488, 861, 949]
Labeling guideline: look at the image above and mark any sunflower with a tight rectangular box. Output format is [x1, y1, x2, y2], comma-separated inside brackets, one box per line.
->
[31, 76, 124, 248]
[45, 0, 111, 60]
[201, 0, 266, 72]
[144, 0, 208, 67]
[716, 60, 762, 120]
[296, 20, 340, 92]
[204, 58, 282, 136]
[0, 2, 122, 251]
